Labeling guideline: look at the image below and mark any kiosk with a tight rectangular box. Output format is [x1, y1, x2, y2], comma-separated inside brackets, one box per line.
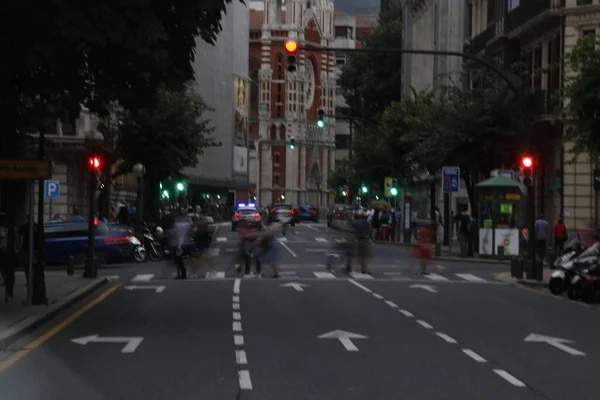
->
[476, 176, 526, 259]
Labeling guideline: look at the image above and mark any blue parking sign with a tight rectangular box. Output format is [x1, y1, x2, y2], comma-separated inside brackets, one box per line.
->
[45, 180, 60, 199]
[442, 167, 460, 193]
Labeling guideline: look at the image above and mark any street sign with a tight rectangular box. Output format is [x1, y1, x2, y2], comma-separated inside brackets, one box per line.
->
[0, 159, 52, 180]
[498, 170, 515, 180]
[442, 166, 460, 193]
[44, 180, 60, 199]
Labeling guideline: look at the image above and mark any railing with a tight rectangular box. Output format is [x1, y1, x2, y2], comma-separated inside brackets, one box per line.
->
[505, 0, 563, 33]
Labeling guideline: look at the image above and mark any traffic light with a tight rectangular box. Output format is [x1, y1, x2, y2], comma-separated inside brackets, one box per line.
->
[521, 155, 534, 186]
[88, 156, 101, 171]
[360, 183, 368, 194]
[317, 109, 325, 128]
[281, 193, 286, 200]
[341, 190, 348, 197]
[290, 137, 295, 150]
[176, 181, 185, 191]
[162, 189, 170, 199]
[390, 178, 398, 196]
[285, 40, 298, 73]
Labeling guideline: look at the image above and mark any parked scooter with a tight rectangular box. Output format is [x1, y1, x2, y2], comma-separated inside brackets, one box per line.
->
[548, 234, 585, 294]
[143, 227, 164, 261]
[566, 243, 600, 300]
[578, 262, 600, 303]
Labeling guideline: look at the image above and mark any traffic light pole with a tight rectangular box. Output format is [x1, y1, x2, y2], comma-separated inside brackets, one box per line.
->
[84, 170, 97, 278]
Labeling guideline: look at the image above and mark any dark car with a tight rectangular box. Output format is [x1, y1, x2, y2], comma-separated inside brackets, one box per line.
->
[299, 204, 318, 222]
[41, 221, 140, 265]
[269, 203, 299, 225]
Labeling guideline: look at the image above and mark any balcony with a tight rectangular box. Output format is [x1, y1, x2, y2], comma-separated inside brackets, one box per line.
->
[504, 0, 563, 37]
[465, 18, 505, 54]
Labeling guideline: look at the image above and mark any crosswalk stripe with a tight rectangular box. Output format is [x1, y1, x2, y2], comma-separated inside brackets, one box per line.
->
[334, 239, 347, 243]
[216, 237, 227, 242]
[350, 272, 375, 280]
[132, 274, 154, 282]
[315, 238, 328, 243]
[313, 272, 336, 279]
[424, 273, 449, 281]
[277, 237, 288, 243]
[455, 273, 486, 282]
[207, 272, 226, 279]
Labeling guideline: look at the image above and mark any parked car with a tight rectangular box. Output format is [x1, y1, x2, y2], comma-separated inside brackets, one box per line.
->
[298, 204, 319, 222]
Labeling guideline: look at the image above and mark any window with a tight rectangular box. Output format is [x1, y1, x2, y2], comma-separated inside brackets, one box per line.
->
[508, 0, 520, 11]
[273, 152, 280, 163]
[466, 3, 472, 38]
[273, 173, 280, 187]
[277, 54, 283, 79]
[279, 125, 286, 140]
[583, 29, 596, 38]
[533, 45, 542, 89]
[335, 134, 350, 149]
[270, 125, 277, 140]
[487, 0, 495, 24]
[336, 55, 346, 66]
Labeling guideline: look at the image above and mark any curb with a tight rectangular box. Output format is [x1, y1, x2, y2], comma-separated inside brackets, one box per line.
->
[0, 277, 108, 348]
[494, 272, 548, 287]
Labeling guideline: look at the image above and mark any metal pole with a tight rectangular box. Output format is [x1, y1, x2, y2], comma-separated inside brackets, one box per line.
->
[84, 170, 97, 278]
[256, 139, 261, 206]
[34, 127, 47, 305]
[443, 192, 450, 246]
[136, 176, 143, 236]
[26, 182, 34, 306]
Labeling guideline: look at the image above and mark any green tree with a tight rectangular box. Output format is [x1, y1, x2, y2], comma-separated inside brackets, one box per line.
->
[0, 0, 239, 304]
[560, 35, 600, 159]
[114, 83, 216, 220]
[337, 2, 403, 121]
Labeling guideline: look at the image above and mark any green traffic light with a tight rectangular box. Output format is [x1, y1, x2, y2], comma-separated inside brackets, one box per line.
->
[390, 188, 398, 196]
[162, 190, 170, 198]
[176, 182, 184, 191]
[317, 120, 324, 128]
[361, 186, 368, 194]
[290, 144, 295, 149]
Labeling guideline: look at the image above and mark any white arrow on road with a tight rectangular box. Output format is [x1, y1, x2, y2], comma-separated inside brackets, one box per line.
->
[71, 335, 144, 353]
[524, 334, 586, 356]
[317, 330, 368, 351]
[280, 282, 308, 292]
[409, 284, 438, 293]
[124, 285, 165, 293]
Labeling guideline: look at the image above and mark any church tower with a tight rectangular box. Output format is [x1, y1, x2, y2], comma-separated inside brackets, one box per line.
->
[250, 0, 336, 207]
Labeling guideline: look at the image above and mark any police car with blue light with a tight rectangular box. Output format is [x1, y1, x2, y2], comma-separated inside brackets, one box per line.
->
[231, 203, 262, 231]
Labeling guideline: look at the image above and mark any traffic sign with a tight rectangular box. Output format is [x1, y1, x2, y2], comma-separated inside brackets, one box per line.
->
[498, 170, 515, 180]
[442, 167, 460, 193]
[0, 159, 52, 180]
[45, 180, 60, 199]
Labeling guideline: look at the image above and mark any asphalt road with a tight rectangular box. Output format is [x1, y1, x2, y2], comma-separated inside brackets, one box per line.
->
[1, 221, 598, 399]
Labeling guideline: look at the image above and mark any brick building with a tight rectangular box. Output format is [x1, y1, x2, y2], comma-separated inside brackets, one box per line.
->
[248, 0, 337, 208]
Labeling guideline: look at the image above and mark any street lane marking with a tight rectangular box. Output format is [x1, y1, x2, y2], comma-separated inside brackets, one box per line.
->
[314, 272, 336, 279]
[399, 309, 414, 317]
[462, 349, 486, 363]
[347, 279, 372, 292]
[233, 303, 240, 310]
[233, 322, 242, 332]
[305, 224, 319, 231]
[423, 273, 449, 281]
[384, 300, 398, 308]
[216, 237, 227, 242]
[315, 237, 328, 242]
[0, 283, 120, 373]
[493, 369, 526, 388]
[277, 237, 288, 243]
[436, 332, 457, 344]
[350, 272, 374, 280]
[207, 271, 225, 279]
[455, 273, 486, 282]
[279, 240, 298, 257]
[236, 350, 248, 365]
[233, 312, 241, 320]
[233, 278, 241, 294]
[132, 274, 154, 282]
[335, 238, 347, 243]
[234, 335, 244, 345]
[416, 320, 433, 329]
[233, 296, 240, 302]
[372, 293, 384, 299]
[238, 370, 253, 390]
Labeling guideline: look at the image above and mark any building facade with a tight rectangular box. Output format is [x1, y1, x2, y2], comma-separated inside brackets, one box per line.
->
[466, 0, 600, 230]
[185, 0, 251, 206]
[248, 0, 337, 208]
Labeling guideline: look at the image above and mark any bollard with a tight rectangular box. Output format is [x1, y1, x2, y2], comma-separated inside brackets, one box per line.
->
[67, 255, 75, 276]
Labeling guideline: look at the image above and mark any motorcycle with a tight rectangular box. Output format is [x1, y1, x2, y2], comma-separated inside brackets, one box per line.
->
[566, 244, 600, 300]
[578, 263, 600, 303]
[143, 228, 164, 261]
[133, 244, 148, 263]
[548, 235, 585, 295]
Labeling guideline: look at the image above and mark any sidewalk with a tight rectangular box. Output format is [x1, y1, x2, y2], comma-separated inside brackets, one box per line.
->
[495, 269, 552, 287]
[0, 271, 108, 347]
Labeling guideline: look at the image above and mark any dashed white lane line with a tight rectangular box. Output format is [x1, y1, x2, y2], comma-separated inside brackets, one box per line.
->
[423, 273, 449, 281]
[238, 370, 253, 390]
[455, 273, 487, 282]
[233, 303, 240, 310]
[384, 300, 398, 308]
[399, 309, 414, 317]
[234, 335, 244, 345]
[233, 312, 242, 320]
[493, 369, 526, 387]
[278, 240, 298, 257]
[132, 274, 154, 282]
[233, 321, 242, 332]
[236, 350, 248, 365]
[217, 237, 227, 242]
[435, 332, 457, 344]
[314, 271, 337, 279]
[372, 293, 384, 299]
[347, 279, 373, 293]
[233, 279, 241, 294]
[233, 296, 240, 302]
[462, 349, 487, 363]
[416, 320, 433, 329]
[276, 237, 288, 243]
[315, 237, 328, 242]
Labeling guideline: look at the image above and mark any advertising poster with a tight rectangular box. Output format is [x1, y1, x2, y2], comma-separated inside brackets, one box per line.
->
[234, 76, 248, 143]
[479, 228, 493, 255]
[494, 228, 519, 256]
[233, 146, 248, 174]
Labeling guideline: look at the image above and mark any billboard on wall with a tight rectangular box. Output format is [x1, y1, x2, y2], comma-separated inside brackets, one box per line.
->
[234, 76, 249, 143]
[233, 146, 248, 174]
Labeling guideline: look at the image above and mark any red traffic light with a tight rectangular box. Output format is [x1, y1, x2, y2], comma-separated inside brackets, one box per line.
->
[88, 156, 101, 170]
[285, 40, 298, 55]
[521, 156, 533, 168]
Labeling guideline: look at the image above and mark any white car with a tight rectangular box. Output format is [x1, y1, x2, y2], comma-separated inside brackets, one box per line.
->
[271, 204, 296, 226]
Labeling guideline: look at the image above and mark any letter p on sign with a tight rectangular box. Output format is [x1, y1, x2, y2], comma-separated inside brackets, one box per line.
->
[45, 180, 60, 200]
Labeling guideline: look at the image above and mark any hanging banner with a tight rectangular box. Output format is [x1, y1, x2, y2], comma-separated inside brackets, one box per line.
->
[233, 146, 248, 174]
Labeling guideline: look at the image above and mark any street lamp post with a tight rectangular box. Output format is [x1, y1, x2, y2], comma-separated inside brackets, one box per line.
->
[84, 130, 104, 279]
[132, 163, 146, 236]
